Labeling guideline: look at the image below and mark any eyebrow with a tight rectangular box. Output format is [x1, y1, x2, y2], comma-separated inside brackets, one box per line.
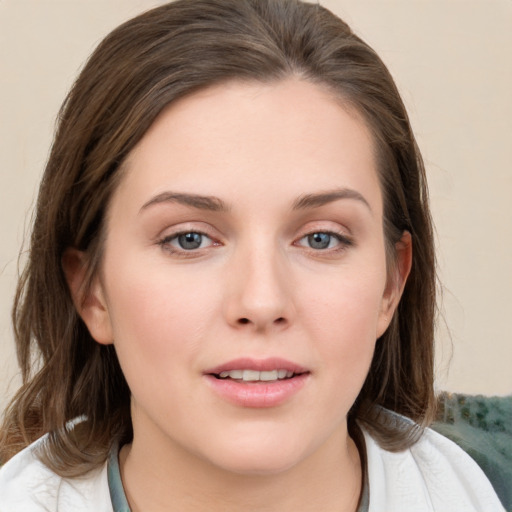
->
[292, 188, 372, 212]
[140, 192, 231, 213]
[140, 187, 371, 215]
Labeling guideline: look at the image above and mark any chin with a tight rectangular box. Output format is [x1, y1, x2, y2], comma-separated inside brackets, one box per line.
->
[213, 453, 302, 476]
[201, 434, 311, 476]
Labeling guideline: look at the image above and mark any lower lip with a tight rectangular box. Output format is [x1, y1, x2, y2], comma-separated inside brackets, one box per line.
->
[204, 374, 309, 408]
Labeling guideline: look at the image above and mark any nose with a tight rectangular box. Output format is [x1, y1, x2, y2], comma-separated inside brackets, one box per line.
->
[224, 241, 294, 333]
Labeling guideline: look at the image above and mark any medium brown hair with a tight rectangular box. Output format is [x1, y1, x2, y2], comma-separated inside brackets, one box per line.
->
[0, 0, 436, 475]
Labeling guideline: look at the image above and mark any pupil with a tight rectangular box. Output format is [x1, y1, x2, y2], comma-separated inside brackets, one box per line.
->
[178, 232, 202, 250]
[308, 233, 330, 249]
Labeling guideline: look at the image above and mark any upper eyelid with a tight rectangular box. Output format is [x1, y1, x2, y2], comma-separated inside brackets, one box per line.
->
[294, 223, 352, 240]
[155, 220, 353, 242]
[295, 230, 353, 245]
[156, 222, 219, 240]
[299, 229, 350, 239]
[159, 230, 216, 247]
[161, 228, 212, 239]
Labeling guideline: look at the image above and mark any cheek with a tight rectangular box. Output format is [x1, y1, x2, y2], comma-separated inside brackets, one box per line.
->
[103, 257, 221, 377]
[296, 263, 387, 380]
[306, 284, 382, 415]
[300, 266, 387, 339]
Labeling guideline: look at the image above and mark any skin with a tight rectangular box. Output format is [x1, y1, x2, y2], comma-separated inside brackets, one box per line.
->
[66, 78, 411, 512]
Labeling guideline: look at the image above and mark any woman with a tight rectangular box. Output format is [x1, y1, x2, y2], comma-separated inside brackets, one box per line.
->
[0, 0, 504, 510]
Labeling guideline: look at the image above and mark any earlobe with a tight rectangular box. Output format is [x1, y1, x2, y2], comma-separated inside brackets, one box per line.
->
[62, 248, 114, 345]
[376, 231, 413, 337]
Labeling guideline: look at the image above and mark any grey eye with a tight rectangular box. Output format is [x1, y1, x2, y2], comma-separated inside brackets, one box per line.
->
[177, 232, 204, 250]
[307, 233, 334, 250]
[159, 230, 216, 254]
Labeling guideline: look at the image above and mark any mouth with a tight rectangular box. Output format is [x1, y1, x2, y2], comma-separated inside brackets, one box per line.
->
[204, 358, 310, 408]
[205, 357, 309, 381]
[212, 369, 306, 383]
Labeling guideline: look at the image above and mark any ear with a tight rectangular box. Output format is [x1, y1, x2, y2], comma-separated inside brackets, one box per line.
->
[376, 231, 412, 338]
[62, 248, 114, 345]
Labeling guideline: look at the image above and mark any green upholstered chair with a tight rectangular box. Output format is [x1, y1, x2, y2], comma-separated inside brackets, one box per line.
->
[432, 392, 512, 511]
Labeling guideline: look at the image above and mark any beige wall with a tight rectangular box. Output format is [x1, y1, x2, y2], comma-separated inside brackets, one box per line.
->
[1, 0, 511, 412]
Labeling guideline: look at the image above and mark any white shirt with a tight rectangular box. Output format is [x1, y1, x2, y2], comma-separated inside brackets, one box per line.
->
[363, 427, 505, 511]
[0, 423, 505, 511]
[0, 434, 112, 512]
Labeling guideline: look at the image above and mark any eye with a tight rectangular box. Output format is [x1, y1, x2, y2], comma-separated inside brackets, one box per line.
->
[160, 231, 214, 251]
[296, 231, 352, 251]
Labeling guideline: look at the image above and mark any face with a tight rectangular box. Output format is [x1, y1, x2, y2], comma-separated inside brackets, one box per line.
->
[75, 78, 408, 475]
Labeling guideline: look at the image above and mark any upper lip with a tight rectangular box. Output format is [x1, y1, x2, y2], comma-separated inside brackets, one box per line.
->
[204, 357, 308, 375]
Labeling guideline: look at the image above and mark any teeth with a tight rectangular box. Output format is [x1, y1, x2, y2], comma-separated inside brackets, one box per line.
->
[259, 370, 278, 381]
[243, 369, 260, 381]
[217, 369, 296, 381]
[219, 369, 243, 379]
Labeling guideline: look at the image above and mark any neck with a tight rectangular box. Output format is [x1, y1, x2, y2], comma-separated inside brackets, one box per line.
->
[120, 420, 362, 512]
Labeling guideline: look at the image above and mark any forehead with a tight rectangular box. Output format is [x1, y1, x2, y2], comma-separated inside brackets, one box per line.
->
[115, 78, 382, 215]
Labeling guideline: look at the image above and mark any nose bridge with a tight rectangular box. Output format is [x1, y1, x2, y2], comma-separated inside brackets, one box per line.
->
[225, 231, 292, 331]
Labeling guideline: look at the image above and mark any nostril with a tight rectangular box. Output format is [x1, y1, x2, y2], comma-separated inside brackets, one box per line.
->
[235, 317, 287, 327]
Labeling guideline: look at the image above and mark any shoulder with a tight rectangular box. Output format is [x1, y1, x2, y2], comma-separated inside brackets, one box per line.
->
[0, 435, 112, 512]
[363, 411, 506, 512]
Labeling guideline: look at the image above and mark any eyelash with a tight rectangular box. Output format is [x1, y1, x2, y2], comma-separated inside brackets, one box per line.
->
[157, 229, 354, 257]
[158, 230, 218, 257]
[295, 231, 354, 253]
